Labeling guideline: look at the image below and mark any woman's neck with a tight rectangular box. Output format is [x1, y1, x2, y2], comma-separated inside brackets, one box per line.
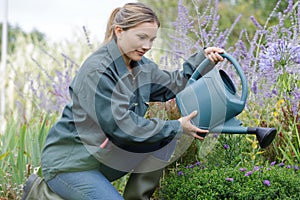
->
[123, 56, 132, 70]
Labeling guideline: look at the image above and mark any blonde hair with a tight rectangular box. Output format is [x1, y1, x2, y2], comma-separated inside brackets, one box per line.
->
[103, 2, 160, 44]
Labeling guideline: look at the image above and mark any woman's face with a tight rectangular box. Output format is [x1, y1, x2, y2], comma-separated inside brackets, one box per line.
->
[115, 22, 158, 66]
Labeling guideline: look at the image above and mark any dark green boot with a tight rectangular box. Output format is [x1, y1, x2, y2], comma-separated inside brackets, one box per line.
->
[21, 174, 64, 200]
[123, 169, 163, 200]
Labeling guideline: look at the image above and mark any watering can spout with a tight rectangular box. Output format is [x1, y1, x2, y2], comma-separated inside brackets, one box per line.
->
[247, 127, 277, 148]
[206, 125, 277, 148]
[206, 123, 277, 149]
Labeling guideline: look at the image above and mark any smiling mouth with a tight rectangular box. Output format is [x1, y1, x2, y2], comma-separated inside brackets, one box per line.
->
[136, 50, 145, 56]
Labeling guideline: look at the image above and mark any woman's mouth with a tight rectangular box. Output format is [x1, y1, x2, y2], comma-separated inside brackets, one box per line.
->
[136, 50, 145, 56]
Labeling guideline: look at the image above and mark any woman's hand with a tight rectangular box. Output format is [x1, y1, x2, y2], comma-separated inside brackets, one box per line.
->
[178, 110, 208, 140]
[204, 47, 225, 63]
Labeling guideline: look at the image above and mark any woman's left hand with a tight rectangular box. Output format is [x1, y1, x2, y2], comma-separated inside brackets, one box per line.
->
[204, 47, 225, 63]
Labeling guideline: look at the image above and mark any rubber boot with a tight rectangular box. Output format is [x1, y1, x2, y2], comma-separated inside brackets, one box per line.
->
[21, 174, 64, 200]
[123, 168, 163, 200]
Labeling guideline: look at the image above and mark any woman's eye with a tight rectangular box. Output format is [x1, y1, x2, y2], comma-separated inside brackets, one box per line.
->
[138, 35, 147, 40]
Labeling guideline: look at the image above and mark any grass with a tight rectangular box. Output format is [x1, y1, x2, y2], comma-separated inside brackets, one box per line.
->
[0, 114, 55, 199]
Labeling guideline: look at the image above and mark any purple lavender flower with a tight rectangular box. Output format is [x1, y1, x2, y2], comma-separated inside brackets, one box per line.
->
[178, 171, 184, 176]
[272, 89, 278, 95]
[291, 46, 300, 64]
[195, 161, 201, 166]
[245, 171, 253, 177]
[223, 144, 229, 150]
[256, 39, 300, 112]
[289, 88, 300, 116]
[173, 0, 194, 36]
[171, 0, 195, 60]
[286, 165, 291, 169]
[263, 180, 271, 186]
[251, 80, 258, 94]
[253, 166, 260, 171]
[225, 178, 234, 182]
[239, 168, 247, 172]
[82, 26, 94, 50]
[277, 162, 285, 167]
[30, 55, 77, 113]
[294, 166, 299, 171]
[284, 0, 294, 14]
[250, 16, 262, 29]
[270, 161, 276, 166]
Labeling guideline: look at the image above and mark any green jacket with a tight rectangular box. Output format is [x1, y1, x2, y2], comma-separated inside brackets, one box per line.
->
[41, 39, 209, 181]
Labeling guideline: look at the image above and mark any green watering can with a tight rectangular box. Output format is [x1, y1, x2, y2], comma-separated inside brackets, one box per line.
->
[176, 53, 277, 148]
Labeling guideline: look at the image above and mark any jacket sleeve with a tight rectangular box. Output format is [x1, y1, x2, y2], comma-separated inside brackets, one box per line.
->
[149, 49, 214, 102]
[75, 67, 183, 153]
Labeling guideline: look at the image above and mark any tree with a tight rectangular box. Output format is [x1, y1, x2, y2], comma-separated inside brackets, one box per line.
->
[0, 23, 45, 59]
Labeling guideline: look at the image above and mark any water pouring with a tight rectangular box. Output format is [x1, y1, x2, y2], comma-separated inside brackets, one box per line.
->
[176, 53, 277, 148]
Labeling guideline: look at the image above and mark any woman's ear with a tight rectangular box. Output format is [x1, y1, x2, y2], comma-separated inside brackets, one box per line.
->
[114, 25, 123, 40]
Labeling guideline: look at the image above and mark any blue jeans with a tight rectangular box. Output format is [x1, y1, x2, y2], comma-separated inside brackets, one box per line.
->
[47, 169, 125, 200]
[46, 141, 177, 199]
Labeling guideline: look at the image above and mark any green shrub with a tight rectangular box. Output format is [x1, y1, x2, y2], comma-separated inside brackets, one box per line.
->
[160, 162, 300, 200]
[159, 126, 299, 200]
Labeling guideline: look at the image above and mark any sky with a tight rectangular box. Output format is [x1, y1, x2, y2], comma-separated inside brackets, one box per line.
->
[1, 0, 137, 42]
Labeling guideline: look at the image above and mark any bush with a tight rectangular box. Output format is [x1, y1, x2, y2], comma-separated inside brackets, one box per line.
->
[160, 161, 300, 200]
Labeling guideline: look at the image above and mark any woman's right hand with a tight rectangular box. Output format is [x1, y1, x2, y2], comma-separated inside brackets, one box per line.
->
[204, 47, 225, 63]
[178, 110, 208, 140]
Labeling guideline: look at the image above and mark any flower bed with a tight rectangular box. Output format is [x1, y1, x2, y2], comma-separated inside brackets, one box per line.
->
[160, 161, 300, 199]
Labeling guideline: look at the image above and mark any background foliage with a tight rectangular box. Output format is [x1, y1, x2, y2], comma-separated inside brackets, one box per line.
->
[0, 0, 299, 199]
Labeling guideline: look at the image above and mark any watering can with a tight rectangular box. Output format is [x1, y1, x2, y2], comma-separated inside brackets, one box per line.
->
[176, 53, 277, 148]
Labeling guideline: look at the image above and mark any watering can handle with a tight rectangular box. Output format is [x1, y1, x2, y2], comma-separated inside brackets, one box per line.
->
[190, 52, 248, 103]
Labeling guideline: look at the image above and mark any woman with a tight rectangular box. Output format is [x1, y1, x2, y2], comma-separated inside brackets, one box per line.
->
[41, 2, 224, 200]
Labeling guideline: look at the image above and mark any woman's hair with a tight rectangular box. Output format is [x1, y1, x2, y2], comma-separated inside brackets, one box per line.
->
[103, 2, 160, 44]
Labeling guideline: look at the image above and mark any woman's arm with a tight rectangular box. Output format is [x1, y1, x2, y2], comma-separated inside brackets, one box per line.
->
[149, 47, 224, 102]
[75, 68, 182, 153]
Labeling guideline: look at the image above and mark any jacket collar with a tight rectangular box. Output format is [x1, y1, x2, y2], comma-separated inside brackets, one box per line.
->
[107, 39, 140, 78]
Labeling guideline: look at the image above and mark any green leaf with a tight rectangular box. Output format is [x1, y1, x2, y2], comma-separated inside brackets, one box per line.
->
[0, 151, 10, 161]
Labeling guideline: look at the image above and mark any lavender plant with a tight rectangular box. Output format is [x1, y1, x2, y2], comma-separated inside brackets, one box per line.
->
[161, 0, 242, 69]
[13, 27, 94, 118]
[239, 0, 300, 163]
[30, 52, 78, 113]
[165, 0, 300, 164]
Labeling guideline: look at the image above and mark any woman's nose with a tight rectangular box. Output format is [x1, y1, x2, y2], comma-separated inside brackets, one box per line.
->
[142, 40, 152, 50]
